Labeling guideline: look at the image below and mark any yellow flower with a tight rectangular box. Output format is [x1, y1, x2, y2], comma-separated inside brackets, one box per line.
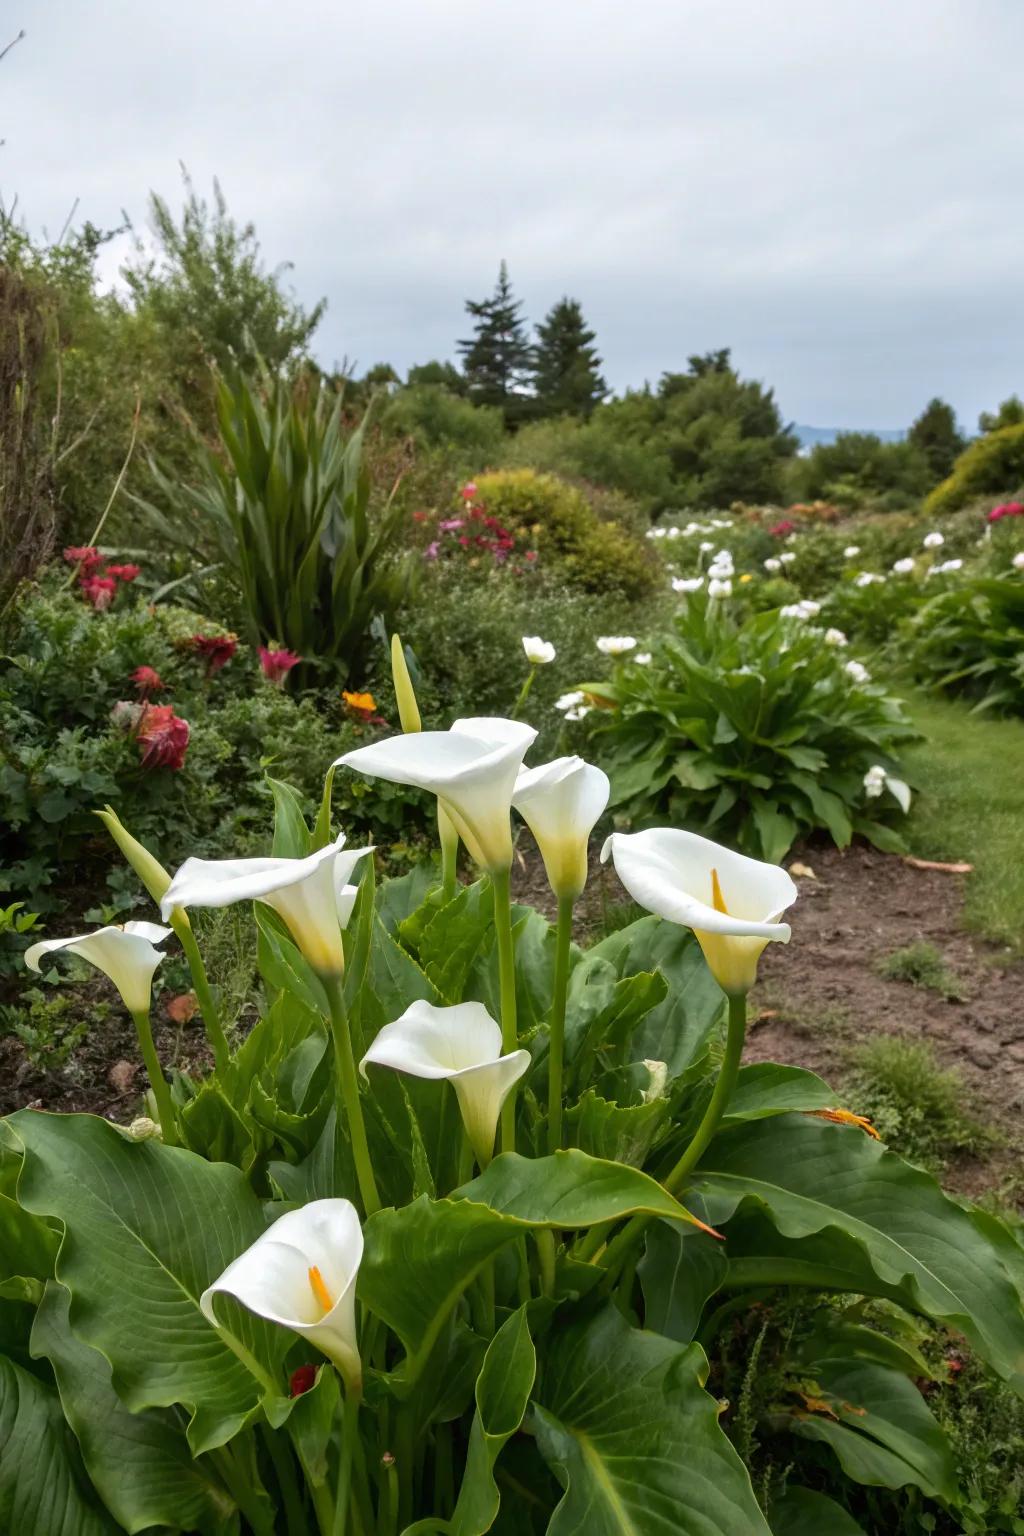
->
[739, 573, 753, 583]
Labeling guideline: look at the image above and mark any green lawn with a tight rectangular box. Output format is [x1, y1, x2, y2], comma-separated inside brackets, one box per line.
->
[902, 691, 1024, 954]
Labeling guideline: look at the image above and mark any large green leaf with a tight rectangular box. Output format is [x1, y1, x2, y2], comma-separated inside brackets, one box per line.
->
[360, 1152, 703, 1373]
[690, 1116, 1024, 1389]
[9, 1111, 287, 1453]
[567, 1090, 669, 1167]
[0, 1352, 117, 1536]
[638, 1218, 728, 1344]
[447, 1305, 536, 1535]
[720, 1064, 837, 1126]
[531, 1305, 771, 1535]
[31, 1283, 237, 1535]
[769, 1487, 865, 1535]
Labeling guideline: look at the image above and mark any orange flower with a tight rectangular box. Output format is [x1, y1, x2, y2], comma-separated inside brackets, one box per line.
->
[343, 690, 377, 720]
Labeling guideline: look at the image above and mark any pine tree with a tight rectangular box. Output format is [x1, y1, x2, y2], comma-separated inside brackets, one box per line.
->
[909, 397, 966, 482]
[532, 297, 608, 418]
[457, 262, 532, 424]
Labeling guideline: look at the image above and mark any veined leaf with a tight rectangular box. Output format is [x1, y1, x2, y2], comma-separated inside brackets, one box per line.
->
[532, 1305, 771, 1534]
[0, 1352, 118, 1536]
[769, 1487, 865, 1535]
[448, 1306, 536, 1535]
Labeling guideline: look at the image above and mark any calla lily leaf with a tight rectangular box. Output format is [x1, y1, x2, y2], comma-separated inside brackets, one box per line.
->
[446, 1305, 536, 1536]
[689, 1115, 1024, 1390]
[768, 1487, 866, 1536]
[531, 1305, 771, 1535]
[8, 1112, 288, 1455]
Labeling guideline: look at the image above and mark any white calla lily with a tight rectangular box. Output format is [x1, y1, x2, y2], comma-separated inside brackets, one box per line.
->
[160, 835, 372, 978]
[25, 921, 172, 1014]
[601, 828, 797, 995]
[337, 718, 536, 873]
[512, 756, 610, 899]
[360, 1000, 530, 1165]
[201, 1199, 363, 1390]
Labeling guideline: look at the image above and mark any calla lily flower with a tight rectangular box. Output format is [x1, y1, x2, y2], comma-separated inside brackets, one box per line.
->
[160, 835, 372, 978]
[201, 1199, 363, 1391]
[512, 756, 610, 899]
[601, 829, 797, 995]
[360, 1000, 530, 1165]
[337, 718, 536, 873]
[25, 921, 172, 1014]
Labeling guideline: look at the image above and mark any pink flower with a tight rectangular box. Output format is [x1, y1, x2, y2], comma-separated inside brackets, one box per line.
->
[424, 541, 440, 560]
[104, 563, 141, 583]
[770, 520, 796, 538]
[132, 665, 165, 697]
[63, 545, 103, 575]
[461, 482, 478, 501]
[439, 517, 465, 532]
[259, 646, 302, 686]
[188, 633, 237, 676]
[525, 550, 538, 563]
[81, 576, 117, 610]
[137, 704, 190, 771]
[988, 501, 1024, 523]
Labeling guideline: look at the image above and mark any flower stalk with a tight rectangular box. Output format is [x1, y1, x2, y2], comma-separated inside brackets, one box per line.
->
[548, 893, 574, 1154]
[129, 1007, 179, 1147]
[490, 867, 519, 1155]
[324, 978, 381, 1217]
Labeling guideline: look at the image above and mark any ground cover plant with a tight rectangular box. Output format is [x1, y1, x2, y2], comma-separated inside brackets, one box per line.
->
[2, 644, 1023, 1536]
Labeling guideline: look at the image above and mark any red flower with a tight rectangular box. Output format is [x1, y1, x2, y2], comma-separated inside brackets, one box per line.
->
[525, 550, 538, 562]
[104, 563, 141, 582]
[770, 520, 796, 537]
[461, 481, 478, 500]
[259, 646, 302, 685]
[132, 665, 165, 697]
[137, 704, 190, 771]
[289, 1365, 317, 1398]
[189, 633, 237, 676]
[64, 545, 103, 575]
[411, 510, 428, 523]
[988, 501, 1024, 522]
[80, 576, 117, 610]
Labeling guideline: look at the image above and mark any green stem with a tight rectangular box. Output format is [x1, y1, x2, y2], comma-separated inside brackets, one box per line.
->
[456, 1128, 475, 1189]
[439, 806, 459, 902]
[333, 1386, 360, 1536]
[491, 867, 518, 1155]
[598, 991, 748, 1287]
[260, 1423, 306, 1536]
[210, 1442, 277, 1536]
[547, 893, 574, 1154]
[129, 1008, 179, 1146]
[324, 977, 380, 1216]
[536, 1229, 556, 1298]
[176, 920, 232, 1080]
[511, 666, 537, 720]
[287, 1421, 334, 1536]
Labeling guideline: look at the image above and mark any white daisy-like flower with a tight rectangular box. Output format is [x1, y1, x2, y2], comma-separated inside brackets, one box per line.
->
[522, 636, 555, 665]
[672, 576, 704, 593]
[597, 635, 637, 656]
[779, 552, 797, 565]
[555, 690, 585, 712]
[923, 531, 944, 549]
[634, 652, 652, 665]
[824, 628, 848, 647]
[843, 545, 861, 559]
[763, 557, 782, 573]
[892, 558, 916, 575]
[845, 660, 871, 685]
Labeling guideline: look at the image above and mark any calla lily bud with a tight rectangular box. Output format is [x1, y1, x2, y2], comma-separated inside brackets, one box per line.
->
[201, 1199, 363, 1391]
[390, 633, 421, 734]
[337, 718, 536, 874]
[513, 756, 610, 900]
[160, 836, 372, 979]
[601, 828, 797, 996]
[25, 922, 172, 1015]
[95, 806, 186, 924]
[360, 1000, 530, 1166]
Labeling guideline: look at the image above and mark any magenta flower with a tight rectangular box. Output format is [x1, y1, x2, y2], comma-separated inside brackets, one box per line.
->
[259, 646, 302, 686]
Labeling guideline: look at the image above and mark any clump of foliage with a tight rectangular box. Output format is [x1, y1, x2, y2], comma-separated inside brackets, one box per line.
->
[138, 367, 414, 680]
[579, 594, 917, 861]
[925, 423, 1024, 517]
[843, 1036, 993, 1172]
[379, 382, 506, 457]
[905, 573, 1024, 715]
[464, 468, 659, 599]
[876, 941, 966, 1002]
[792, 430, 933, 510]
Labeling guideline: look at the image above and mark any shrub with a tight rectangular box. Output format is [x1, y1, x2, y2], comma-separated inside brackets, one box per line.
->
[464, 468, 659, 599]
[843, 1037, 991, 1172]
[905, 572, 1024, 714]
[578, 594, 918, 861]
[136, 367, 415, 682]
[792, 432, 932, 509]
[925, 423, 1024, 517]
[379, 383, 505, 457]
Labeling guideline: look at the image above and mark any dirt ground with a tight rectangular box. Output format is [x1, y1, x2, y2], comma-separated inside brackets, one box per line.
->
[4, 840, 1022, 1201]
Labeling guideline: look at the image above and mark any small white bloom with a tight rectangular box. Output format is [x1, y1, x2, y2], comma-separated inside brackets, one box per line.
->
[634, 652, 652, 665]
[596, 636, 637, 656]
[522, 636, 555, 666]
[26, 921, 172, 1015]
[843, 545, 861, 559]
[781, 600, 821, 621]
[699, 541, 714, 553]
[361, 1001, 530, 1165]
[564, 705, 591, 722]
[672, 576, 704, 593]
[923, 531, 944, 549]
[936, 558, 963, 574]
[666, 525, 680, 539]
[708, 577, 733, 598]
[555, 690, 585, 712]
[854, 572, 885, 588]
[824, 628, 848, 647]
[892, 558, 916, 575]
[201, 1199, 363, 1390]
[763, 557, 782, 573]
[862, 764, 911, 813]
[845, 660, 871, 685]
[1013, 552, 1024, 571]
[779, 552, 797, 565]
[863, 764, 887, 798]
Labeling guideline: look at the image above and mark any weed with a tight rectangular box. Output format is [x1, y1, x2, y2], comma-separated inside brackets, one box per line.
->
[0, 987, 93, 1071]
[843, 1036, 995, 1172]
[876, 940, 967, 1002]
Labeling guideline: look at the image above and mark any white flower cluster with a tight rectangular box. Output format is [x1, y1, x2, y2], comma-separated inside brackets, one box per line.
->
[845, 659, 871, 684]
[843, 545, 861, 558]
[672, 576, 704, 593]
[923, 531, 944, 549]
[646, 516, 734, 541]
[1013, 552, 1024, 571]
[863, 763, 911, 813]
[824, 628, 848, 647]
[854, 572, 886, 588]
[763, 557, 782, 573]
[892, 558, 916, 575]
[780, 600, 821, 621]
[555, 690, 589, 722]
[927, 559, 963, 576]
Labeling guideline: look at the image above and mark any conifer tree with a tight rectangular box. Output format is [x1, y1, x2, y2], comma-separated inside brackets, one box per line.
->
[457, 261, 531, 424]
[908, 397, 966, 482]
[532, 297, 607, 418]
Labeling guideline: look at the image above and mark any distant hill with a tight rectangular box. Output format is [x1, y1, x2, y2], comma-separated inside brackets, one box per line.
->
[794, 423, 907, 448]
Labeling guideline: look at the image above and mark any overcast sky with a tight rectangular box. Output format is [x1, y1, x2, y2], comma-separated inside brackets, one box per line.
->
[4, 1, 1022, 429]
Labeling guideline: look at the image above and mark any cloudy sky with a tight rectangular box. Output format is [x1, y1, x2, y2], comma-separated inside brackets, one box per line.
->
[4, 1, 1021, 429]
